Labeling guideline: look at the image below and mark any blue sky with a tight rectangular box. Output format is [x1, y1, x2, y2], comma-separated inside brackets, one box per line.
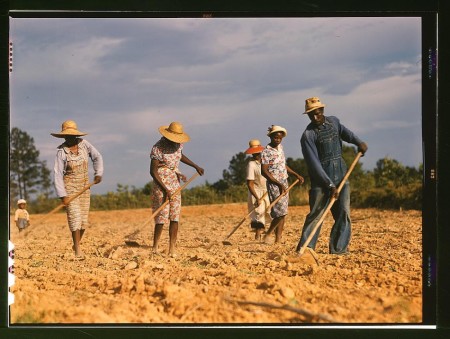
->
[9, 17, 422, 195]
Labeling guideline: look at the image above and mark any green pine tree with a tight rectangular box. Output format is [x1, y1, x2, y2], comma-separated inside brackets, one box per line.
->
[10, 127, 53, 203]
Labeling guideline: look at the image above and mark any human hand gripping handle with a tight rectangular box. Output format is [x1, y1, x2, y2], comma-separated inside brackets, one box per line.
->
[223, 191, 269, 241]
[61, 182, 96, 206]
[62, 180, 99, 206]
[195, 165, 205, 176]
[150, 172, 200, 219]
[222, 179, 302, 243]
[267, 178, 300, 211]
[22, 181, 97, 236]
[358, 142, 368, 156]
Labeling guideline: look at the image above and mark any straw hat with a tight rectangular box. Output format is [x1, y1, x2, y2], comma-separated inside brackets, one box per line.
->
[159, 122, 190, 143]
[303, 96, 325, 114]
[245, 139, 265, 154]
[267, 125, 287, 137]
[51, 120, 87, 138]
[17, 199, 26, 205]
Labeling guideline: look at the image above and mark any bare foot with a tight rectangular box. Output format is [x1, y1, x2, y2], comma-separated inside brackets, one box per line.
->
[263, 234, 272, 244]
[73, 250, 85, 260]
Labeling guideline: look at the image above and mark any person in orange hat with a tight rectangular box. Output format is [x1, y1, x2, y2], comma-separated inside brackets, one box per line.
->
[245, 139, 271, 240]
[296, 97, 368, 255]
[51, 120, 103, 259]
[150, 121, 204, 257]
[261, 125, 304, 244]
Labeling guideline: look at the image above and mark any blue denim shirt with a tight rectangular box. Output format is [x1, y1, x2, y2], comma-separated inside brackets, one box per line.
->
[301, 116, 362, 189]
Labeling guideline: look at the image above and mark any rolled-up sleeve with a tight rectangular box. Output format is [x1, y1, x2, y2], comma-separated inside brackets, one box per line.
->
[54, 149, 67, 198]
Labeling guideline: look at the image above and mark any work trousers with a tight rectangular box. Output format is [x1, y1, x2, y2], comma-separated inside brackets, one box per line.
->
[296, 181, 351, 254]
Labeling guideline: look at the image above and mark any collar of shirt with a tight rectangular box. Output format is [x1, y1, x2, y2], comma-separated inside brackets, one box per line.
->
[315, 118, 332, 131]
[266, 144, 282, 152]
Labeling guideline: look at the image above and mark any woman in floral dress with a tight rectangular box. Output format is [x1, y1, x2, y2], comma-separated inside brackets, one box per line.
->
[261, 125, 304, 244]
[150, 121, 204, 257]
[52, 120, 103, 259]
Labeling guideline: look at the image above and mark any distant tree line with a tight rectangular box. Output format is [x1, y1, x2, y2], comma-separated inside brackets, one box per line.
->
[9, 127, 53, 208]
[10, 127, 423, 214]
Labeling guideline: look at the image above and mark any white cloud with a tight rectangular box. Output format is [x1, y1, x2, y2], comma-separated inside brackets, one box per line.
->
[10, 17, 423, 193]
[16, 36, 125, 82]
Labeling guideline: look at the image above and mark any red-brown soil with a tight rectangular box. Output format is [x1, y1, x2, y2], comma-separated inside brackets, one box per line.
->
[9, 204, 422, 324]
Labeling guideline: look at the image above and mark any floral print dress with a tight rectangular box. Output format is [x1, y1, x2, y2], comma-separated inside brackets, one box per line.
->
[150, 137, 183, 224]
[261, 144, 289, 218]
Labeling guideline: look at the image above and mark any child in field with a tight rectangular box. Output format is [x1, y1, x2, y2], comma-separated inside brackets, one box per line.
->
[14, 199, 30, 232]
[245, 139, 271, 240]
[261, 125, 304, 243]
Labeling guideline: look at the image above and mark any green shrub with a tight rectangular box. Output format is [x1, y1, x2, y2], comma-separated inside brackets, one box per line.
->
[352, 182, 421, 210]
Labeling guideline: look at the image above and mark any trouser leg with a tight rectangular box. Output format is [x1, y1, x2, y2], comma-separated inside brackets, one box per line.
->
[296, 187, 328, 251]
[329, 182, 351, 254]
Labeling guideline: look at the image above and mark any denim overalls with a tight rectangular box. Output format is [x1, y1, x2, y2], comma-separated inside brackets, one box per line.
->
[297, 118, 351, 254]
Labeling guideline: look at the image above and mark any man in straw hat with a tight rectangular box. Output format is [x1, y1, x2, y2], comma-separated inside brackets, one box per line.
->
[296, 97, 367, 255]
[52, 120, 103, 259]
[245, 139, 271, 240]
[150, 121, 204, 257]
[261, 125, 304, 244]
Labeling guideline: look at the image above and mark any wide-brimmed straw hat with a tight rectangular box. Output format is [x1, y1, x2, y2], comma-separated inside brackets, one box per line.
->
[17, 199, 26, 205]
[267, 125, 287, 137]
[303, 96, 325, 114]
[51, 120, 87, 138]
[159, 122, 190, 143]
[245, 139, 265, 154]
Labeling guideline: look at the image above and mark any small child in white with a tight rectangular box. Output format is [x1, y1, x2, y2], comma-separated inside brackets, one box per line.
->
[245, 139, 271, 240]
[14, 199, 30, 232]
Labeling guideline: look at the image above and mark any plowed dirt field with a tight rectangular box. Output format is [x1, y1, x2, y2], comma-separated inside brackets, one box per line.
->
[9, 204, 422, 324]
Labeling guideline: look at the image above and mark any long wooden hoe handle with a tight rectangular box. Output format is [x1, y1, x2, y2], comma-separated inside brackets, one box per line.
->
[124, 173, 200, 243]
[266, 179, 300, 212]
[148, 172, 200, 221]
[223, 191, 269, 240]
[298, 152, 362, 255]
[50, 182, 96, 214]
[22, 181, 97, 235]
[224, 178, 300, 241]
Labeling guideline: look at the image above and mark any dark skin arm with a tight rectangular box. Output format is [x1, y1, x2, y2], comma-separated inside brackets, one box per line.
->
[150, 154, 204, 201]
[286, 165, 305, 185]
[262, 163, 283, 192]
[150, 158, 171, 201]
[247, 180, 261, 207]
[180, 154, 205, 177]
[262, 164, 304, 194]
